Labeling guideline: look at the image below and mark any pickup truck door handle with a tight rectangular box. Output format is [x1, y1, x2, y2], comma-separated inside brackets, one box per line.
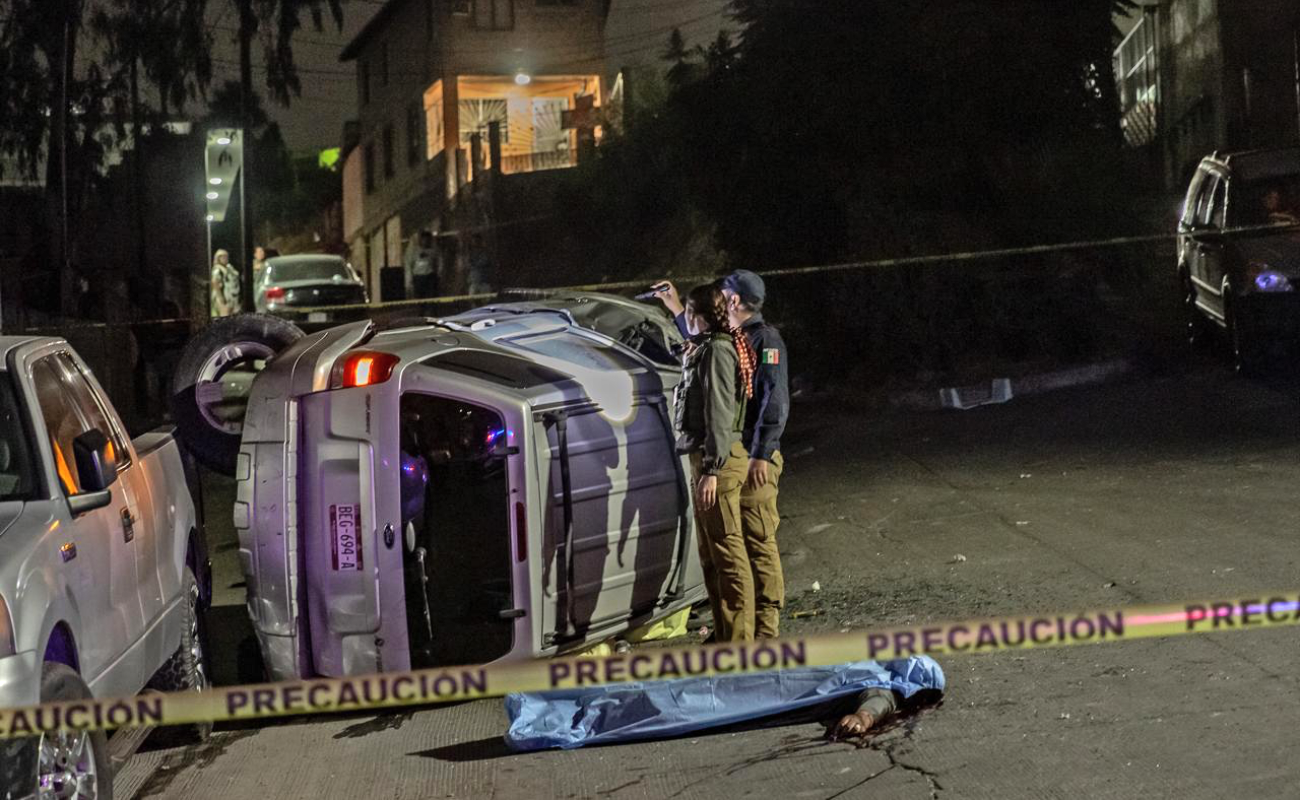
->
[120, 508, 135, 543]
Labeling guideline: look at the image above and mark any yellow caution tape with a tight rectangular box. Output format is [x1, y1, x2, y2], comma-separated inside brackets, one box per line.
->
[290, 220, 1300, 315]
[1, 590, 1296, 739]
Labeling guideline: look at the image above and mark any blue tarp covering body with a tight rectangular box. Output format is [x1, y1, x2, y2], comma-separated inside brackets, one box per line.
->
[505, 657, 946, 752]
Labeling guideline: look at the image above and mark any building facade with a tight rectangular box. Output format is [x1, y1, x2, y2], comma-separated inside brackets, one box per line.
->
[340, 0, 610, 299]
[1115, 0, 1300, 190]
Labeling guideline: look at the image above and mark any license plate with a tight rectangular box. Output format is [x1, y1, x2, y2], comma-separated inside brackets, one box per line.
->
[308, 312, 328, 323]
[330, 504, 362, 571]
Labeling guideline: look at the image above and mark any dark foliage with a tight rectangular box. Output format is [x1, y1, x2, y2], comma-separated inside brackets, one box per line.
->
[563, 0, 1141, 383]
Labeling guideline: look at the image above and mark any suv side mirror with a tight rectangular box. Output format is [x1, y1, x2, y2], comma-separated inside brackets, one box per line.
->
[72, 429, 118, 493]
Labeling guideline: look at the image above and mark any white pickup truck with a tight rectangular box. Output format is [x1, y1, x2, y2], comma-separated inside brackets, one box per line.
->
[0, 337, 210, 800]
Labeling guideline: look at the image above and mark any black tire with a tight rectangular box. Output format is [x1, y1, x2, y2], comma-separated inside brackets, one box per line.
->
[170, 314, 302, 475]
[0, 663, 113, 800]
[146, 568, 212, 745]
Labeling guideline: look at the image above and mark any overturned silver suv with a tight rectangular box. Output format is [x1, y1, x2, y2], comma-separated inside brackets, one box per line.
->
[175, 293, 704, 680]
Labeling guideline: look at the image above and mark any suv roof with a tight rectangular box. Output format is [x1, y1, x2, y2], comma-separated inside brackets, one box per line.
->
[1205, 147, 1300, 182]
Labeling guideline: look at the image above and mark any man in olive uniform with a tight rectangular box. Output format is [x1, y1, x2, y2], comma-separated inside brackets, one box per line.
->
[654, 270, 790, 639]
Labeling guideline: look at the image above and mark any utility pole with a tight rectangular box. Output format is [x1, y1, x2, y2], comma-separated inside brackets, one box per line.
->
[237, 0, 256, 313]
[1293, 26, 1300, 141]
[61, 13, 71, 317]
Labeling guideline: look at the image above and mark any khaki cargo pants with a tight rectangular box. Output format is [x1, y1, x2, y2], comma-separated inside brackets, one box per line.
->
[691, 442, 754, 641]
[740, 450, 784, 638]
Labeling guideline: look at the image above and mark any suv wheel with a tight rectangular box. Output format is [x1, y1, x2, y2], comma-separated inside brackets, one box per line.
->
[170, 314, 303, 475]
[146, 567, 212, 744]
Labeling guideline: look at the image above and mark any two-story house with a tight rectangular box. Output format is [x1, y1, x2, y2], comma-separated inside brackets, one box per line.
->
[339, 0, 609, 299]
[1114, 0, 1300, 190]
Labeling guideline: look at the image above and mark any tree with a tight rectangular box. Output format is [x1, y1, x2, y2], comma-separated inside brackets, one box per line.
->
[662, 28, 696, 88]
[92, 0, 214, 288]
[566, 0, 1142, 380]
[0, 0, 122, 314]
[0, 0, 347, 316]
[224, 0, 344, 308]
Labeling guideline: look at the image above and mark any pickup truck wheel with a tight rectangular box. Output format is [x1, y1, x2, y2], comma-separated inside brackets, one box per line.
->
[3, 663, 113, 800]
[146, 568, 212, 745]
[171, 314, 302, 475]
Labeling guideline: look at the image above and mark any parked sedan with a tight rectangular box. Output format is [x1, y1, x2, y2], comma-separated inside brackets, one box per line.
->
[256, 254, 369, 323]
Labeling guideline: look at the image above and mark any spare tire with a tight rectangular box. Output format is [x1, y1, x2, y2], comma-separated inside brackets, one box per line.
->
[171, 314, 303, 475]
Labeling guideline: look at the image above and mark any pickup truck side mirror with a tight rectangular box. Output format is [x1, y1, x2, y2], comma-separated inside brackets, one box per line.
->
[72, 429, 118, 493]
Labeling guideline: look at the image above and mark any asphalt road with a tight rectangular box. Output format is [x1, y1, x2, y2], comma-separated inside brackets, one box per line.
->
[115, 361, 1300, 799]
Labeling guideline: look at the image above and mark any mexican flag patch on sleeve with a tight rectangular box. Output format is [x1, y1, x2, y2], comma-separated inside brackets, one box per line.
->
[762, 349, 780, 365]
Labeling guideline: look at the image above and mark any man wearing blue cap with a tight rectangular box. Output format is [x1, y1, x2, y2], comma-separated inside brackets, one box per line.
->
[652, 272, 789, 639]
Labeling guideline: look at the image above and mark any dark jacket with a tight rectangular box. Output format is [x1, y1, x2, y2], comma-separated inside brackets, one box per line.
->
[675, 312, 789, 461]
[674, 333, 746, 475]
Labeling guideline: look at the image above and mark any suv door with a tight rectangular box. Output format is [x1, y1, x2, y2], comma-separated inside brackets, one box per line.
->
[27, 354, 143, 679]
[1184, 170, 1227, 320]
[1198, 173, 1230, 316]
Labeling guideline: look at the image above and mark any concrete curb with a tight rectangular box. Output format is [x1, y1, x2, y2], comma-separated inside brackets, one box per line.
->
[888, 358, 1133, 411]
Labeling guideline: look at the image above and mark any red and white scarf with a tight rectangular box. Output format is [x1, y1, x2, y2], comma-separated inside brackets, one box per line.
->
[731, 328, 756, 400]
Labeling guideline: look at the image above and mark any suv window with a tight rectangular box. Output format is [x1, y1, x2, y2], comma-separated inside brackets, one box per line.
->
[1235, 174, 1300, 226]
[1194, 174, 1222, 227]
[1205, 176, 1227, 229]
[1183, 169, 1208, 225]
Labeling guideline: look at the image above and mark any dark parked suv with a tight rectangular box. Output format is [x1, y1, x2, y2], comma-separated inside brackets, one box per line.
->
[1179, 147, 1300, 372]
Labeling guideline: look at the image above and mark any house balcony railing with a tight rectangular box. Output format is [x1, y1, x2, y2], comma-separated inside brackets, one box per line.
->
[1121, 101, 1158, 148]
[498, 148, 578, 175]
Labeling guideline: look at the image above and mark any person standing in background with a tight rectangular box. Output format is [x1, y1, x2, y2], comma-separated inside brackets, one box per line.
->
[405, 230, 439, 300]
[468, 233, 495, 296]
[210, 249, 241, 317]
[252, 245, 268, 287]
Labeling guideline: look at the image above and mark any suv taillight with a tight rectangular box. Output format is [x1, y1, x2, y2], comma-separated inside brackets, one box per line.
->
[331, 351, 400, 389]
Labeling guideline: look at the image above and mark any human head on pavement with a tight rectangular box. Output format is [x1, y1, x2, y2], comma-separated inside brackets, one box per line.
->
[721, 270, 764, 327]
[685, 282, 729, 337]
